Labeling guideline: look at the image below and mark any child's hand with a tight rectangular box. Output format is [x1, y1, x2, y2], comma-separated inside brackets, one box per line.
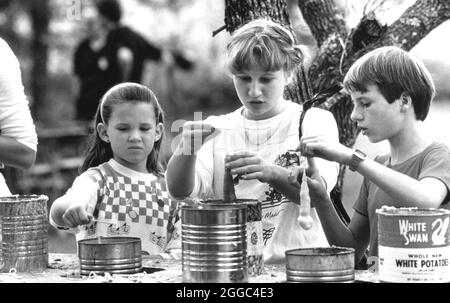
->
[178, 121, 220, 155]
[287, 166, 304, 190]
[62, 204, 93, 228]
[225, 151, 275, 183]
[304, 157, 329, 205]
[299, 135, 352, 165]
[287, 157, 328, 206]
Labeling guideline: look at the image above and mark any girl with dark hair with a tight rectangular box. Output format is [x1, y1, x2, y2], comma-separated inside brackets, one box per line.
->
[50, 82, 180, 257]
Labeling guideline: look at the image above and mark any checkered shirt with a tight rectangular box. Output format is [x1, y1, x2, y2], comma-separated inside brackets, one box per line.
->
[76, 162, 180, 255]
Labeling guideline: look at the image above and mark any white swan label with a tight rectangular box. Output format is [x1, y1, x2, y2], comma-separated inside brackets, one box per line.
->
[376, 206, 450, 283]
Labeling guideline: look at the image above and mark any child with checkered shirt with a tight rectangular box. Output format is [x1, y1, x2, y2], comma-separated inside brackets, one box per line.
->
[50, 83, 181, 257]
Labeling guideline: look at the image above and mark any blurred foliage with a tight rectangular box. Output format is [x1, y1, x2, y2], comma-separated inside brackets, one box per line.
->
[0, 0, 238, 126]
[0, 0, 239, 198]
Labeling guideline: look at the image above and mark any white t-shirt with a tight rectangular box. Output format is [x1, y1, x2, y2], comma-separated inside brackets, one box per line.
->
[0, 38, 38, 195]
[189, 101, 340, 263]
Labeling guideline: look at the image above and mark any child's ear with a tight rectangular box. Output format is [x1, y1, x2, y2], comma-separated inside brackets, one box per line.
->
[97, 123, 110, 143]
[154, 122, 164, 142]
[399, 93, 411, 112]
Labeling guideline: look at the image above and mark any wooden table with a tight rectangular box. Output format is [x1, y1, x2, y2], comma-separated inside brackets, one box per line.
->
[0, 253, 379, 283]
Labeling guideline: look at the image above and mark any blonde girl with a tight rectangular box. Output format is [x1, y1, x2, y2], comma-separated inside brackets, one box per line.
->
[166, 19, 339, 263]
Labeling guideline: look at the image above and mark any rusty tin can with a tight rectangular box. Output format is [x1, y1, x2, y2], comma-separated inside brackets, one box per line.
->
[0, 195, 49, 273]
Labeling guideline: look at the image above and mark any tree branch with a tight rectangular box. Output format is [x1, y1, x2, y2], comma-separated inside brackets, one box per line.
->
[224, 0, 292, 33]
[377, 0, 450, 51]
[298, 0, 347, 47]
[340, 0, 450, 74]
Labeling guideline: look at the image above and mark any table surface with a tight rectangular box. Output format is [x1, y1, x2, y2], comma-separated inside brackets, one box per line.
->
[0, 253, 379, 283]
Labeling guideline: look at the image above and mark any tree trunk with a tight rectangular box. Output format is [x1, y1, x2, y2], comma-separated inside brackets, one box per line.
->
[28, 0, 50, 122]
[224, 0, 292, 33]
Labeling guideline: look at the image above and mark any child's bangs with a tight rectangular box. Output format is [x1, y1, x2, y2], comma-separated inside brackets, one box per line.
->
[229, 37, 284, 73]
[344, 72, 369, 93]
[344, 62, 378, 94]
[344, 61, 403, 103]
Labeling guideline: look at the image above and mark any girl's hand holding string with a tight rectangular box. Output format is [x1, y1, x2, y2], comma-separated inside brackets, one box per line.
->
[287, 157, 326, 230]
[302, 157, 329, 205]
[178, 121, 220, 155]
[225, 151, 276, 183]
[287, 157, 329, 207]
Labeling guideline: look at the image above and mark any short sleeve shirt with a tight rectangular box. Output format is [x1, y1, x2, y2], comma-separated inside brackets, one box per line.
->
[353, 142, 450, 257]
[0, 38, 38, 195]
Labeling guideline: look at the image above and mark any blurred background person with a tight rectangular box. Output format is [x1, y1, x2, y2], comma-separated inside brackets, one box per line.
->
[73, 0, 166, 122]
[73, 7, 116, 123]
[73, 0, 192, 122]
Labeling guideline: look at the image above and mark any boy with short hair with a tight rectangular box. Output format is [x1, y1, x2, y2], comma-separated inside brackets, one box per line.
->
[296, 46, 450, 263]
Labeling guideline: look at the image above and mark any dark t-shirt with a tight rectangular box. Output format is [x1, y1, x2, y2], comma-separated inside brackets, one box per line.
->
[107, 26, 162, 83]
[73, 39, 122, 121]
[73, 26, 162, 121]
[353, 142, 450, 257]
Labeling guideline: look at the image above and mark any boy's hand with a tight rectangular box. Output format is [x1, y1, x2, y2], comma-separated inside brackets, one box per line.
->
[287, 166, 304, 190]
[299, 135, 352, 165]
[304, 157, 329, 204]
[62, 204, 92, 228]
[178, 121, 220, 155]
[225, 151, 275, 183]
[287, 157, 329, 206]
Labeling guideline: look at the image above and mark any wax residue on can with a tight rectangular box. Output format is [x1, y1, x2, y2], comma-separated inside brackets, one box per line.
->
[376, 206, 450, 283]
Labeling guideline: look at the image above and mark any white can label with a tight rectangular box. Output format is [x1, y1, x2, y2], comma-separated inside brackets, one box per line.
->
[379, 246, 450, 283]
